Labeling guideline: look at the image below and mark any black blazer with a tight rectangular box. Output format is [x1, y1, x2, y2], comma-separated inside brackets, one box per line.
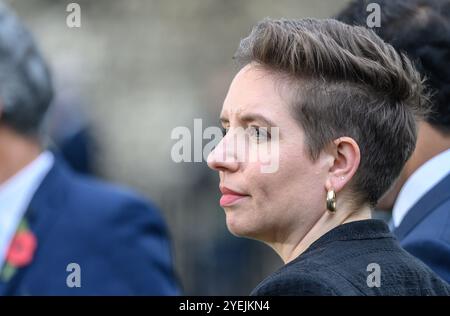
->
[251, 220, 450, 296]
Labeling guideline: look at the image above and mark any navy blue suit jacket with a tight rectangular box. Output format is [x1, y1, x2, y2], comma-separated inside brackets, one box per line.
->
[394, 173, 450, 284]
[0, 159, 180, 295]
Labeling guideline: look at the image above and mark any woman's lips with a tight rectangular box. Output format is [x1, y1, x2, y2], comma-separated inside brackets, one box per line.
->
[219, 186, 249, 207]
[220, 194, 248, 206]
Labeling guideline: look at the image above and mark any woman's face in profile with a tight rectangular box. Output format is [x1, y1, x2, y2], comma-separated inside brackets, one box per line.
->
[208, 64, 331, 244]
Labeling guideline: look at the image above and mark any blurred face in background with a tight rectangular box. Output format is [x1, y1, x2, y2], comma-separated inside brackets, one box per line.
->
[208, 64, 331, 246]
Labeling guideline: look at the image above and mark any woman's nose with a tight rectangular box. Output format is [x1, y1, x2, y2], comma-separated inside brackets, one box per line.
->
[207, 135, 240, 173]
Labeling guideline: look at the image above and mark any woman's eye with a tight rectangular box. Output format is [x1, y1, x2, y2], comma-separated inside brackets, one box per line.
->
[248, 126, 270, 142]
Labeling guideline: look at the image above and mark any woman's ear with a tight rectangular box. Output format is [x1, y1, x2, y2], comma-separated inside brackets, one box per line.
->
[325, 137, 361, 193]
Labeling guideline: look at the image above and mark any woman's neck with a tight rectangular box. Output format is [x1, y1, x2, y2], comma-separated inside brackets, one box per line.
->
[271, 203, 372, 264]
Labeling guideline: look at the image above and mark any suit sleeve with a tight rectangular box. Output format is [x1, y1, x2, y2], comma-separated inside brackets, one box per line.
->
[103, 196, 181, 295]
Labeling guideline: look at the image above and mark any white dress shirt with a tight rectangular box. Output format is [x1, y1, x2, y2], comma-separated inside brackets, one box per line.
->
[0, 151, 54, 269]
[392, 148, 450, 228]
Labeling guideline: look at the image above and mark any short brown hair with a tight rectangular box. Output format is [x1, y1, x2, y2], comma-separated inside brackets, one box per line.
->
[234, 18, 429, 206]
[337, 0, 450, 135]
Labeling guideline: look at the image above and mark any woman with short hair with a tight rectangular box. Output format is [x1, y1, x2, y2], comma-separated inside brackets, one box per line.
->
[207, 18, 450, 295]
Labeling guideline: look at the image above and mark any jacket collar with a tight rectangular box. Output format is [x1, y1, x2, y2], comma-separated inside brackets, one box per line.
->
[394, 172, 450, 241]
[304, 219, 393, 255]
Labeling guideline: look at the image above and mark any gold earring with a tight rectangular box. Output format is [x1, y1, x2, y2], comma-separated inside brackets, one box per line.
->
[326, 190, 336, 213]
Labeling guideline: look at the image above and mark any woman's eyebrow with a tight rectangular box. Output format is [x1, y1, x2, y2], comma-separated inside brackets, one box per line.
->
[240, 113, 276, 127]
[219, 112, 276, 127]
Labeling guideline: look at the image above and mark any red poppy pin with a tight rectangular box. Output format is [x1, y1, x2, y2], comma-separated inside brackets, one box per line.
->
[0, 218, 37, 282]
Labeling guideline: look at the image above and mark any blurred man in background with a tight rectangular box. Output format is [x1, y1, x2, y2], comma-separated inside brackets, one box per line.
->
[337, 0, 450, 283]
[0, 2, 179, 295]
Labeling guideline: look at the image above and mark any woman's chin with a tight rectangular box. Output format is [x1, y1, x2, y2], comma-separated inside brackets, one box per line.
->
[225, 212, 259, 238]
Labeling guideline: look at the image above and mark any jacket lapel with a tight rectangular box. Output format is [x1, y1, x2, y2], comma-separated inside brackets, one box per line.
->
[394, 172, 450, 241]
[0, 160, 69, 295]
